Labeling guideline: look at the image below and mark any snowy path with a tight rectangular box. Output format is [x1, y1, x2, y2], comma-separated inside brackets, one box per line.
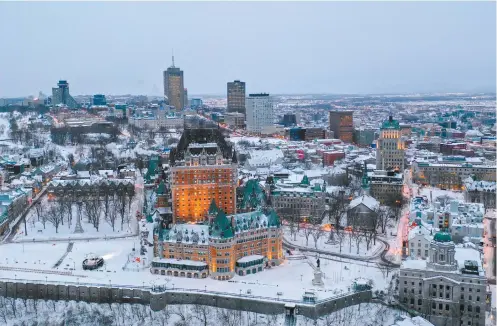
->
[53, 242, 74, 268]
[283, 236, 384, 261]
[0, 265, 86, 278]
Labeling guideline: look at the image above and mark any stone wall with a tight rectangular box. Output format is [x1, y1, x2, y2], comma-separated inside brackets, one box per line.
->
[0, 279, 371, 319]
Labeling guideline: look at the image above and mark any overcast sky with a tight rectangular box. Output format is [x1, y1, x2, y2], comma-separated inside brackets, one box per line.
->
[0, 2, 495, 97]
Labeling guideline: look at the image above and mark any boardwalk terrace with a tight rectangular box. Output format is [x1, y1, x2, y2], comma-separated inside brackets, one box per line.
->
[169, 128, 237, 223]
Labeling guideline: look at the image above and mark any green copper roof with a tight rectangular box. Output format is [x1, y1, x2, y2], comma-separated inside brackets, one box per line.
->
[312, 183, 322, 192]
[433, 232, 452, 243]
[301, 175, 310, 186]
[208, 199, 219, 215]
[210, 210, 234, 238]
[267, 210, 281, 227]
[381, 119, 400, 130]
[156, 181, 165, 195]
[241, 179, 266, 209]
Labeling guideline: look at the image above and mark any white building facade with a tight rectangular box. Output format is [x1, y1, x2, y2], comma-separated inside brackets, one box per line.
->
[399, 232, 489, 326]
[245, 93, 274, 134]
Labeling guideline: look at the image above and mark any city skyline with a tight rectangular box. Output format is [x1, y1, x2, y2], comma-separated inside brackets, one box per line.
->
[0, 2, 495, 97]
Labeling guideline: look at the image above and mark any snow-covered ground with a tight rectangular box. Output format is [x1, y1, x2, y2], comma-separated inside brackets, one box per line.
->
[284, 227, 384, 257]
[12, 194, 140, 242]
[0, 235, 391, 302]
[418, 186, 464, 202]
[0, 297, 411, 326]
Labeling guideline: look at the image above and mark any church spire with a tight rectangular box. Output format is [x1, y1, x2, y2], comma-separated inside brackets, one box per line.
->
[361, 161, 370, 195]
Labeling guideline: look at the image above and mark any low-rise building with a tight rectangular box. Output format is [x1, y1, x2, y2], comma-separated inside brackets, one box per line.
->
[408, 225, 433, 260]
[347, 194, 379, 230]
[463, 179, 496, 210]
[369, 169, 403, 204]
[268, 174, 327, 221]
[224, 112, 245, 129]
[399, 233, 489, 326]
[412, 161, 495, 189]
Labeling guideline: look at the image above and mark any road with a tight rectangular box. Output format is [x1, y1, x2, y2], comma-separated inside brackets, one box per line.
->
[283, 235, 400, 267]
[2, 185, 49, 243]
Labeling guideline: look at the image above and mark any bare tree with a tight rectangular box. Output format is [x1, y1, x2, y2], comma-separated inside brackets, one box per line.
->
[310, 218, 325, 249]
[376, 206, 390, 235]
[46, 204, 63, 233]
[106, 196, 119, 231]
[191, 304, 212, 326]
[171, 305, 193, 326]
[353, 230, 364, 254]
[302, 222, 313, 247]
[116, 190, 128, 230]
[85, 196, 101, 231]
[327, 190, 347, 242]
[335, 228, 346, 253]
[35, 202, 43, 222]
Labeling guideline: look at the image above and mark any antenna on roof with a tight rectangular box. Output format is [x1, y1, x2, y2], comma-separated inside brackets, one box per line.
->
[172, 49, 175, 67]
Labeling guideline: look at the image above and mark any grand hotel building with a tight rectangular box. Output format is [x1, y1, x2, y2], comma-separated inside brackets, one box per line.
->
[169, 128, 238, 223]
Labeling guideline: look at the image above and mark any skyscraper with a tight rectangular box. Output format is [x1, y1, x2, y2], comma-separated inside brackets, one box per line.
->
[329, 111, 353, 143]
[169, 128, 238, 223]
[51, 80, 78, 109]
[163, 56, 184, 110]
[227, 80, 246, 115]
[246, 93, 274, 134]
[376, 116, 405, 171]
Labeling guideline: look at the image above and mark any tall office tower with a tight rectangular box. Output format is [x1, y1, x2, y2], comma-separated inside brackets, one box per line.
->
[245, 93, 273, 134]
[169, 128, 238, 223]
[329, 111, 353, 143]
[227, 80, 246, 115]
[184, 88, 188, 108]
[376, 115, 405, 171]
[51, 80, 78, 109]
[163, 56, 185, 110]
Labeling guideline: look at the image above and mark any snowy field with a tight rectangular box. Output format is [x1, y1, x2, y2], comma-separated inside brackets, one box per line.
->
[0, 298, 412, 326]
[417, 186, 464, 202]
[0, 235, 391, 302]
[229, 136, 288, 147]
[284, 228, 384, 258]
[12, 184, 142, 242]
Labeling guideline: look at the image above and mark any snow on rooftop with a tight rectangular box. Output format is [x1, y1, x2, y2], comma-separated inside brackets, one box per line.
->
[152, 257, 207, 267]
[237, 255, 264, 263]
[392, 316, 434, 326]
[349, 194, 379, 211]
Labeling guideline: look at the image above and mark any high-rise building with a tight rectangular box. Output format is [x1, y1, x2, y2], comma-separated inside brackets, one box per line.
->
[184, 88, 188, 108]
[92, 94, 107, 106]
[51, 80, 78, 109]
[227, 80, 246, 115]
[190, 98, 203, 109]
[246, 93, 273, 134]
[163, 56, 184, 110]
[281, 113, 298, 127]
[376, 116, 405, 171]
[169, 128, 238, 223]
[329, 111, 353, 143]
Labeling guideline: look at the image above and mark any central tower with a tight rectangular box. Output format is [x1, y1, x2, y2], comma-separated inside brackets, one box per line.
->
[169, 128, 238, 223]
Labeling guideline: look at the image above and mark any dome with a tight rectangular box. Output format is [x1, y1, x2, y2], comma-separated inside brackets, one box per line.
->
[433, 232, 452, 243]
